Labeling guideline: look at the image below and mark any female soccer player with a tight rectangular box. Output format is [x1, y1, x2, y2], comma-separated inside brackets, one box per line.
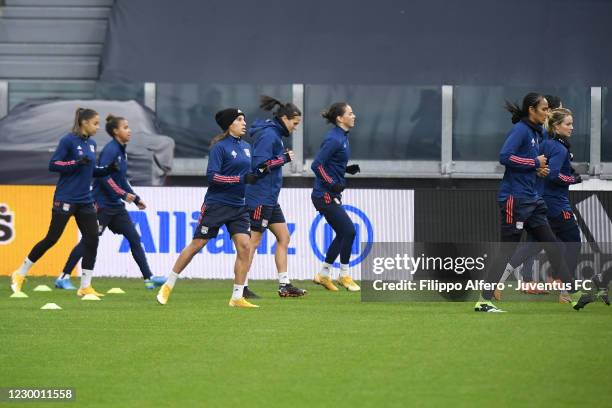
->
[311, 102, 361, 292]
[10, 108, 118, 296]
[500, 95, 564, 296]
[475, 93, 592, 312]
[156, 108, 266, 308]
[540, 108, 583, 298]
[55, 114, 166, 291]
[243, 95, 307, 298]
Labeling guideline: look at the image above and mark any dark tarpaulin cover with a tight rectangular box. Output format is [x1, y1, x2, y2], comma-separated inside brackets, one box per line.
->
[0, 99, 174, 186]
[100, 0, 612, 86]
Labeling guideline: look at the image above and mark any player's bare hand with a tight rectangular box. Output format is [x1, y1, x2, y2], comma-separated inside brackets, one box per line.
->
[536, 155, 547, 168]
[536, 167, 549, 178]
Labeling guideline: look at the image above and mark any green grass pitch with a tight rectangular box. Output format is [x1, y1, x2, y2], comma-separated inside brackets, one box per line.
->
[1, 277, 611, 407]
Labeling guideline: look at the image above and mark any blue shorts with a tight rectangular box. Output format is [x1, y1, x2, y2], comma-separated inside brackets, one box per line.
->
[52, 201, 96, 217]
[548, 211, 580, 237]
[193, 202, 250, 239]
[249, 204, 286, 232]
[499, 197, 548, 237]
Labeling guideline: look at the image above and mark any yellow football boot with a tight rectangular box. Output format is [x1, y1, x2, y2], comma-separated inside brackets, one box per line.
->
[10, 272, 25, 293]
[313, 273, 338, 291]
[156, 284, 172, 305]
[228, 297, 259, 308]
[77, 286, 105, 297]
[337, 275, 361, 292]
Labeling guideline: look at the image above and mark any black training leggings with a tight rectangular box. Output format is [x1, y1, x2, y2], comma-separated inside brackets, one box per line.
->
[484, 223, 575, 299]
[62, 209, 152, 279]
[509, 216, 581, 281]
[313, 197, 356, 265]
[28, 203, 99, 270]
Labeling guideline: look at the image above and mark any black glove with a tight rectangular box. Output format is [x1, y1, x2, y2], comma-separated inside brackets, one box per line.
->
[77, 156, 91, 166]
[256, 162, 270, 176]
[346, 164, 360, 175]
[573, 174, 583, 184]
[107, 161, 120, 173]
[330, 183, 345, 193]
[283, 151, 292, 163]
[244, 173, 258, 184]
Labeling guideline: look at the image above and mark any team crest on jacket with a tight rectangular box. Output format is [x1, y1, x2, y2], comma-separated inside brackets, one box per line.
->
[244, 148, 251, 157]
[231, 150, 237, 158]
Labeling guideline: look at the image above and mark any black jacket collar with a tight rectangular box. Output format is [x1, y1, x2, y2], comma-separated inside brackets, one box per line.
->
[520, 118, 543, 135]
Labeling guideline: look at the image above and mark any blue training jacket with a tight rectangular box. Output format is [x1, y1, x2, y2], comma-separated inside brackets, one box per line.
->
[534, 128, 549, 197]
[498, 120, 545, 202]
[311, 126, 350, 199]
[541, 136, 578, 217]
[245, 118, 291, 208]
[205, 135, 253, 207]
[93, 138, 139, 209]
[49, 133, 111, 204]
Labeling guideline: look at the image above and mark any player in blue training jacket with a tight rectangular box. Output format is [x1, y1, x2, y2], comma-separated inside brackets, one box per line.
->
[55, 114, 166, 291]
[156, 108, 268, 308]
[474, 93, 593, 312]
[243, 95, 307, 298]
[497, 96, 563, 298]
[10, 108, 118, 297]
[311, 102, 361, 292]
[540, 107, 608, 305]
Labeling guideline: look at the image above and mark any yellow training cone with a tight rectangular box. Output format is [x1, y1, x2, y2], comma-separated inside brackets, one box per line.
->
[107, 288, 125, 294]
[41, 303, 62, 310]
[81, 294, 101, 301]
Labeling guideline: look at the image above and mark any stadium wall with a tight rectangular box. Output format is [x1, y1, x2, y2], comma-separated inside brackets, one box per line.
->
[0, 187, 414, 280]
[2, 185, 611, 280]
[100, 0, 612, 86]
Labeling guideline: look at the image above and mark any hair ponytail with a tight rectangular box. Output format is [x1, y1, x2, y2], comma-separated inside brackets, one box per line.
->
[210, 130, 229, 147]
[321, 102, 348, 125]
[260, 95, 301, 120]
[260, 95, 282, 112]
[504, 101, 523, 124]
[72, 107, 98, 135]
[505, 92, 545, 124]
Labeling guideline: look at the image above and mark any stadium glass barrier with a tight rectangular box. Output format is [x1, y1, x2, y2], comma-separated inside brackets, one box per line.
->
[302, 84, 442, 177]
[154, 83, 293, 158]
[0, 81, 608, 179]
[3, 80, 145, 112]
[601, 87, 612, 178]
[451, 85, 591, 178]
[95, 81, 145, 104]
[6, 80, 97, 110]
